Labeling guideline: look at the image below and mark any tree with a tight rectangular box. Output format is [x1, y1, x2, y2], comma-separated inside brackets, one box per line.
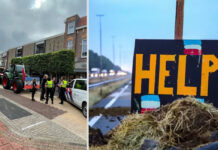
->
[89, 50, 121, 71]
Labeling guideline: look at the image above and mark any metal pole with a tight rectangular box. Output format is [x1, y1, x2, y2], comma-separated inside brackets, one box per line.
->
[112, 36, 115, 65]
[97, 14, 104, 71]
[175, 0, 184, 39]
[119, 44, 122, 70]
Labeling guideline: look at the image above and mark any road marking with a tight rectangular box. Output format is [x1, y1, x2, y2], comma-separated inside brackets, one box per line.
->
[22, 121, 45, 131]
[104, 85, 129, 109]
[89, 114, 102, 127]
[89, 76, 128, 89]
[89, 84, 129, 127]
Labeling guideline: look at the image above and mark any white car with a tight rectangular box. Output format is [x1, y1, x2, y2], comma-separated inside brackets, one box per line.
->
[65, 79, 87, 117]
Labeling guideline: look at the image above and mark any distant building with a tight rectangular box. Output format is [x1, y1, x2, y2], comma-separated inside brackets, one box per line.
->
[64, 15, 87, 78]
[1, 14, 87, 78]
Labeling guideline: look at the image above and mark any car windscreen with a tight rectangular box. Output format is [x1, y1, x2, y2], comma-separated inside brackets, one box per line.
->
[74, 80, 87, 91]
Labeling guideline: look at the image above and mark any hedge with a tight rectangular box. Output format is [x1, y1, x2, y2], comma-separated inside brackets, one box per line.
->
[11, 49, 74, 76]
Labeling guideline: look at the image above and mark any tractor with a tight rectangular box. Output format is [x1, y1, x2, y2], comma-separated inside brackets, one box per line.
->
[2, 64, 40, 93]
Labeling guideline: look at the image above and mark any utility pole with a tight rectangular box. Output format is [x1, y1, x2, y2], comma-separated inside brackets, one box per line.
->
[175, 0, 184, 39]
[119, 44, 122, 70]
[97, 14, 104, 71]
[112, 36, 115, 65]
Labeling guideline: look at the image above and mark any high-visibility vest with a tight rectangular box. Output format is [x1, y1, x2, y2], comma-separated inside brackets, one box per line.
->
[47, 80, 53, 88]
[62, 80, 67, 88]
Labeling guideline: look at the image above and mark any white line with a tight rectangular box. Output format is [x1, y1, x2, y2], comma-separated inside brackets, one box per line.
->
[22, 121, 45, 131]
[89, 114, 102, 127]
[105, 85, 129, 109]
[89, 84, 129, 127]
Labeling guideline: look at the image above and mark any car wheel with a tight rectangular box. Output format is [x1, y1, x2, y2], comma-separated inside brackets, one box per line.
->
[82, 102, 87, 118]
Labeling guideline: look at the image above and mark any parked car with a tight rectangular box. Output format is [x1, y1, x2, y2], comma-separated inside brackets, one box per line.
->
[65, 79, 87, 117]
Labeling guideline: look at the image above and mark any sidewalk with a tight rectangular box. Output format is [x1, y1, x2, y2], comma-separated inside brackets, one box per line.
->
[0, 87, 87, 149]
[0, 121, 85, 150]
[20, 89, 87, 141]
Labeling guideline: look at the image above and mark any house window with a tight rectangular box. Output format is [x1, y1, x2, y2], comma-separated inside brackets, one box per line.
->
[81, 39, 87, 58]
[68, 21, 75, 34]
[67, 40, 72, 50]
[35, 41, 45, 54]
[16, 47, 23, 57]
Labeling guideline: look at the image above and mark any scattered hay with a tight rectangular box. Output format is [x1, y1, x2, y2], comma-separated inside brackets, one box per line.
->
[89, 107, 131, 117]
[91, 97, 218, 150]
[89, 126, 107, 146]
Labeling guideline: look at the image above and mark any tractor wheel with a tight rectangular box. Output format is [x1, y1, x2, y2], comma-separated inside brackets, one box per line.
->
[13, 79, 23, 93]
[82, 102, 87, 118]
[2, 76, 10, 89]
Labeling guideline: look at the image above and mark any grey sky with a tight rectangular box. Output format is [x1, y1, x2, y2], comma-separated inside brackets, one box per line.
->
[0, 0, 86, 52]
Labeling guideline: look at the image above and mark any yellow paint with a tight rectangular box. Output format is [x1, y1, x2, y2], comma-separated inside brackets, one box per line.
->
[158, 55, 175, 95]
[134, 54, 217, 97]
[134, 54, 156, 94]
[177, 55, 197, 96]
[201, 55, 218, 96]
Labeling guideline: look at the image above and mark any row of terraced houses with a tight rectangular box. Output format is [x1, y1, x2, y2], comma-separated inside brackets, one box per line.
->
[0, 14, 87, 78]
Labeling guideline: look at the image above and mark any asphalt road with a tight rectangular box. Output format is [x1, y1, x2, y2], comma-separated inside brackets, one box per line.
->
[89, 76, 130, 89]
[89, 81, 131, 135]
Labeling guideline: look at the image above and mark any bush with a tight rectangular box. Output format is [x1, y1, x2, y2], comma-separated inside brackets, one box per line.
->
[11, 49, 74, 75]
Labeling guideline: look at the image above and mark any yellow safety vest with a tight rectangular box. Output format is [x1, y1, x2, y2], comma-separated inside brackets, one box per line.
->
[62, 80, 67, 88]
[47, 80, 53, 88]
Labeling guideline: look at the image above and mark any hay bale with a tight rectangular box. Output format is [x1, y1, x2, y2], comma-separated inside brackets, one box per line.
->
[105, 97, 218, 150]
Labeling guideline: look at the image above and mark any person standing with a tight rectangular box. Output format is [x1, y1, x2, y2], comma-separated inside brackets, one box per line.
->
[45, 77, 53, 104]
[40, 74, 48, 101]
[31, 78, 37, 101]
[50, 77, 57, 103]
[58, 76, 67, 104]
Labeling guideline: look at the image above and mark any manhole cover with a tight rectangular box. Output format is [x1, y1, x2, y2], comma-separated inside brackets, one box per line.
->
[0, 98, 32, 120]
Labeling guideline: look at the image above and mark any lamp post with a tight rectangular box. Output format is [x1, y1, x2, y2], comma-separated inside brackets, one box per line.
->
[96, 14, 104, 71]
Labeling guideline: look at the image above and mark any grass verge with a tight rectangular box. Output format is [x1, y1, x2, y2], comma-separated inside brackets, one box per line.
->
[89, 77, 130, 108]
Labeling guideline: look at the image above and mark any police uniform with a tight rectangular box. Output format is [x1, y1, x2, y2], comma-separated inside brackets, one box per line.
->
[46, 80, 53, 104]
[60, 80, 67, 104]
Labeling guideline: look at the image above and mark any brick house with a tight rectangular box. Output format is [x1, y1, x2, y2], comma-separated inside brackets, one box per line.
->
[64, 15, 87, 78]
[1, 14, 87, 78]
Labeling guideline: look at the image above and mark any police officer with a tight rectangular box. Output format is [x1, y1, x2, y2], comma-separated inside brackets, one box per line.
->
[45, 77, 53, 104]
[51, 77, 57, 101]
[58, 76, 67, 104]
[40, 74, 48, 101]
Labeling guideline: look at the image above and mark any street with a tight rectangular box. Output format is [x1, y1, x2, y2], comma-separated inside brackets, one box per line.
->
[0, 86, 87, 150]
[89, 76, 129, 89]
[89, 81, 131, 135]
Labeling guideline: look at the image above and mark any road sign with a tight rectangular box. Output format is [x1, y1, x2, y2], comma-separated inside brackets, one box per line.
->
[131, 39, 218, 113]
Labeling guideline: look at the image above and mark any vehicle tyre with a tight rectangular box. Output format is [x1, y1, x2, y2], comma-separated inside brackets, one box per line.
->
[2, 76, 10, 89]
[82, 102, 87, 118]
[13, 79, 23, 93]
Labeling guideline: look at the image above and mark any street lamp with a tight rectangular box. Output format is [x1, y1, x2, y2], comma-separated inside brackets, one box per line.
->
[96, 14, 104, 71]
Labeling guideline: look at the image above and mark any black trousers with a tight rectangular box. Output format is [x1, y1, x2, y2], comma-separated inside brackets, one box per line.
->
[32, 89, 36, 100]
[60, 87, 66, 104]
[46, 88, 53, 103]
[40, 87, 46, 100]
[51, 88, 55, 99]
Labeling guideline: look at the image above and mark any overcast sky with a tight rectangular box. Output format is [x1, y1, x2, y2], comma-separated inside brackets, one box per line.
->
[0, 0, 86, 52]
[89, 0, 218, 72]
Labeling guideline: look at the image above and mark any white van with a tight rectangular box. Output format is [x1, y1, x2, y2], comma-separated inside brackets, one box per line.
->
[65, 79, 87, 117]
